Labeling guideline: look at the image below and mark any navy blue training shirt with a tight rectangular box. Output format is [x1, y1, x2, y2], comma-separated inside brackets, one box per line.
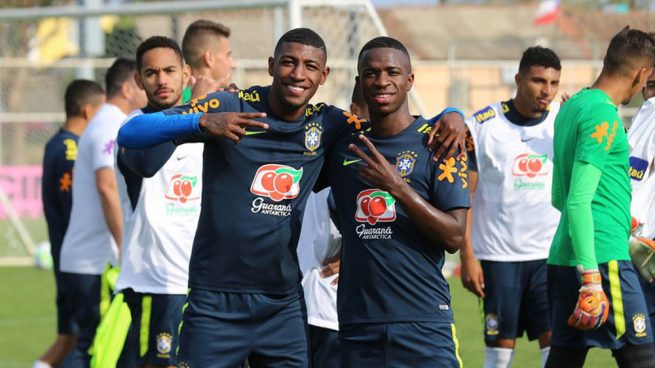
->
[158, 86, 363, 294]
[323, 116, 471, 325]
[42, 128, 79, 269]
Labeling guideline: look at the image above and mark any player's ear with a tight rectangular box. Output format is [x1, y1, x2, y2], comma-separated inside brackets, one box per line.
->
[407, 72, 414, 92]
[81, 103, 93, 120]
[134, 71, 144, 91]
[268, 57, 275, 77]
[182, 64, 191, 87]
[319, 66, 330, 85]
[515, 73, 522, 86]
[203, 50, 213, 68]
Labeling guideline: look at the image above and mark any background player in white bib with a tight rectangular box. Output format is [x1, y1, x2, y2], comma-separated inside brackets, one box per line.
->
[460, 46, 562, 368]
[115, 36, 208, 368]
[57, 58, 146, 367]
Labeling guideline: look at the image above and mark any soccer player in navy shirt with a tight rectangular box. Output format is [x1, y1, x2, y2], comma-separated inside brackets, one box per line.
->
[321, 37, 470, 367]
[117, 28, 466, 367]
[37, 79, 105, 368]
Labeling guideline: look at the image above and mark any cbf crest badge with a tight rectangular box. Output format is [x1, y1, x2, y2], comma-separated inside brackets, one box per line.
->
[156, 332, 173, 356]
[304, 122, 323, 154]
[395, 151, 417, 178]
[634, 313, 648, 338]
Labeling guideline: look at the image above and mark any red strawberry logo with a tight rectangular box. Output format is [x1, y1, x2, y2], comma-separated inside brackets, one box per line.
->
[513, 153, 548, 178]
[355, 189, 396, 225]
[165, 174, 199, 203]
[251, 164, 303, 202]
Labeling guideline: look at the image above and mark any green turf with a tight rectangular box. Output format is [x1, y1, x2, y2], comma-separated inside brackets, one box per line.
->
[0, 267, 620, 367]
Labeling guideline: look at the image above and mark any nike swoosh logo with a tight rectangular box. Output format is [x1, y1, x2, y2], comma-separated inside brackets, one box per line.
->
[244, 130, 266, 136]
[176, 155, 188, 161]
[520, 136, 533, 142]
[343, 158, 362, 166]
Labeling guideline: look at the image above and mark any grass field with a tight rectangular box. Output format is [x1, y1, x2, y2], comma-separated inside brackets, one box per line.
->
[0, 267, 614, 367]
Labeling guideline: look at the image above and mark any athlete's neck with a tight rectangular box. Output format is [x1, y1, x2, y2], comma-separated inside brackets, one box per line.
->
[145, 97, 182, 113]
[63, 116, 87, 136]
[591, 74, 629, 106]
[369, 105, 414, 137]
[107, 97, 134, 115]
[512, 96, 543, 119]
[267, 90, 306, 122]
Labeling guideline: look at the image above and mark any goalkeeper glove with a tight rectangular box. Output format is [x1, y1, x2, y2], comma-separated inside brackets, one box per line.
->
[567, 269, 609, 331]
[629, 237, 655, 283]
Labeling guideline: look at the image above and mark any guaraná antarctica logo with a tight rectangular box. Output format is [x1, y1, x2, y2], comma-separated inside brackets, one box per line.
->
[250, 164, 303, 202]
[355, 189, 397, 225]
[164, 174, 200, 204]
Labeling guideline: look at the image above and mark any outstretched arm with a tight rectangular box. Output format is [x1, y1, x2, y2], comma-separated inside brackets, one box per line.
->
[117, 112, 203, 149]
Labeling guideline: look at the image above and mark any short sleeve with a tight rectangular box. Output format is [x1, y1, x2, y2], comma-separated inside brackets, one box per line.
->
[432, 153, 471, 211]
[92, 128, 118, 171]
[575, 103, 621, 171]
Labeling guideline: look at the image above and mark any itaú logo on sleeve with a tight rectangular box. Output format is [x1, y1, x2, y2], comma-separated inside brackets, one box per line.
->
[512, 153, 549, 178]
[629, 156, 648, 181]
[250, 164, 303, 202]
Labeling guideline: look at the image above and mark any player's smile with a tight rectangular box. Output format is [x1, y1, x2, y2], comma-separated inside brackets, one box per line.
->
[358, 47, 413, 117]
[284, 83, 308, 97]
[267, 42, 329, 120]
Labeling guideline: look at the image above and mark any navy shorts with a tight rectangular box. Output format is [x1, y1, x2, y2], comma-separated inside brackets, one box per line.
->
[309, 325, 339, 368]
[176, 289, 309, 368]
[54, 270, 80, 334]
[480, 259, 550, 341]
[122, 289, 185, 367]
[549, 261, 654, 350]
[56, 272, 101, 366]
[339, 322, 463, 368]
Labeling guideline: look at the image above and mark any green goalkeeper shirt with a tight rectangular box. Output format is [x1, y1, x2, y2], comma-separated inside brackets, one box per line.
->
[549, 88, 631, 268]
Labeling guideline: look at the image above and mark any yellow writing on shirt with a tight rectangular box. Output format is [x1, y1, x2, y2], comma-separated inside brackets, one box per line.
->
[238, 90, 261, 103]
[458, 155, 469, 189]
[605, 121, 618, 151]
[183, 98, 221, 114]
[590, 122, 609, 144]
[305, 104, 325, 117]
[63, 139, 77, 161]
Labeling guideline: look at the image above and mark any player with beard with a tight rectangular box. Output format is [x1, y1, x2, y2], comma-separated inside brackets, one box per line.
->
[113, 36, 208, 368]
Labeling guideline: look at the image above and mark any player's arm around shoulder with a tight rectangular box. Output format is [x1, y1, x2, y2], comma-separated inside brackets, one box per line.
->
[349, 134, 469, 253]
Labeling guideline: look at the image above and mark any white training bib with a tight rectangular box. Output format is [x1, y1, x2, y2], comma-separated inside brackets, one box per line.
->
[467, 102, 561, 261]
[116, 109, 204, 294]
